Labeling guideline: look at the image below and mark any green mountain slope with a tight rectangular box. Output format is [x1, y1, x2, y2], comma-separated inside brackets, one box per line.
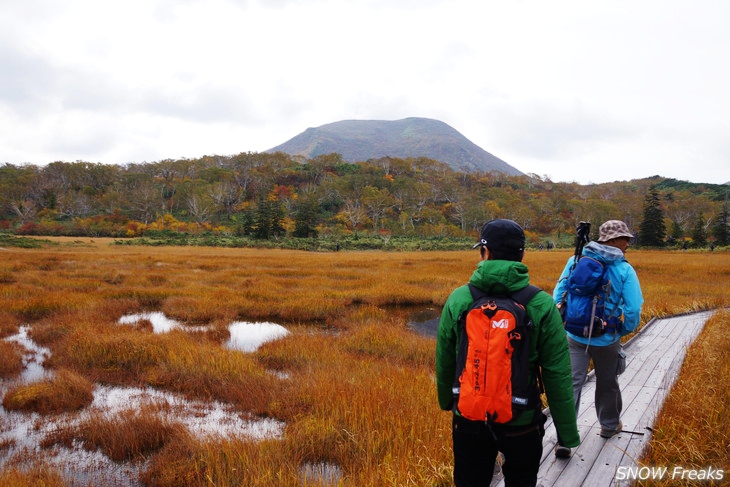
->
[266, 117, 522, 175]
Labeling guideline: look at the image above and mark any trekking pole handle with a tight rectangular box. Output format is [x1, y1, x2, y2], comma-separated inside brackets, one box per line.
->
[572, 221, 591, 267]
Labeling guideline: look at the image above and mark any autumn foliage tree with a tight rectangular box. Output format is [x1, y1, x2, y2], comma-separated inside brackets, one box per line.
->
[0, 157, 726, 248]
[712, 198, 729, 246]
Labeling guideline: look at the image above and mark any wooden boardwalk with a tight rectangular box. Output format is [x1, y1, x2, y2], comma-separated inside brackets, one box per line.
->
[493, 310, 715, 487]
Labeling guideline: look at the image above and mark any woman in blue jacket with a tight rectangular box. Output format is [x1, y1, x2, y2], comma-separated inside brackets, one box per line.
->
[553, 220, 643, 457]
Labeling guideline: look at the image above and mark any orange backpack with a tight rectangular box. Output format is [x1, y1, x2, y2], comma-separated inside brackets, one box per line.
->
[453, 284, 542, 424]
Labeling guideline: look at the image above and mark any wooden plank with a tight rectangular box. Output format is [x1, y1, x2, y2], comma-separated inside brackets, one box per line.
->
[491, 311, 713, 487]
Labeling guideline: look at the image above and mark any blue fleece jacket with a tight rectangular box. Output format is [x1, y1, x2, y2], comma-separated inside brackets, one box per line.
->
[553, 241, 644, 346]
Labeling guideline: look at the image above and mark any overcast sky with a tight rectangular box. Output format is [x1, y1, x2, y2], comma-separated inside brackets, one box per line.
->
[1, 0, 728, 185]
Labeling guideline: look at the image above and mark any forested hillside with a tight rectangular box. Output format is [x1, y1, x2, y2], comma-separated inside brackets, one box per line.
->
[0, 153, 727, 250]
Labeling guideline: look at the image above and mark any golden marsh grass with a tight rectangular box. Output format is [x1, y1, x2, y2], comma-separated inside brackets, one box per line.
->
[639, 310, 730, 485]
[44, 404, 189, 462]
[2, 369, 93, 414]
[0, 466, 66, 487]
[0, 341, 23, 378]
[0, 240, 728, 485]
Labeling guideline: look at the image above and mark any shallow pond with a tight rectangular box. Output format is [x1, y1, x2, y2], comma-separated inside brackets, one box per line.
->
[406, 306, 441, 337]
[225, 321, 290, 352]
[119, 312, 291, 352]
[0, 319, 289, 487]
[2, 309, 432, 485]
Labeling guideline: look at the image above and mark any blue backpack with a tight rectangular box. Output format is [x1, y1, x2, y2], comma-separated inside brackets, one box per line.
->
[562, 256, 622, 339]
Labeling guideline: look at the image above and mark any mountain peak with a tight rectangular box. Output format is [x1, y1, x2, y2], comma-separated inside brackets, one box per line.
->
[266, 117, 522, 175]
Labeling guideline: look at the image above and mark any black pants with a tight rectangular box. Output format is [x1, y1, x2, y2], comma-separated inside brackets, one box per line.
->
[452, 414, 544, 487]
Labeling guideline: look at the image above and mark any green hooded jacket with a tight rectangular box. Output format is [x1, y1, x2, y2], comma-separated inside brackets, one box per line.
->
[436, 259, 580, 448]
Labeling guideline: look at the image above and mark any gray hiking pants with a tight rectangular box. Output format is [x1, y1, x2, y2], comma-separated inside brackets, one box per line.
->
[568, 337, 622, 430]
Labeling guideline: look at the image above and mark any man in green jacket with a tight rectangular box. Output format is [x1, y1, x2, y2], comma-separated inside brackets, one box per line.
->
[436, 219, 579, 487]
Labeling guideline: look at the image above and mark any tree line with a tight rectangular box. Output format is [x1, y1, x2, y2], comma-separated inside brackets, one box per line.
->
[0, 153, 728, 249]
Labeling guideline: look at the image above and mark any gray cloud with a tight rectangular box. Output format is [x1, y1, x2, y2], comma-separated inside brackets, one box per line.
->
[0, 0, 728, 185]
[487, 101, 634, 160]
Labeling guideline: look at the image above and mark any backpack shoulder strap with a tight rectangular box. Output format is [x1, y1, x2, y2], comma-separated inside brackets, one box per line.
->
[466, 283, 485, 302]
[510, 284, 541, 307]
[457, 284, 483, 326]
[466, 283, 541, 306]
[510, 283, 544, 395]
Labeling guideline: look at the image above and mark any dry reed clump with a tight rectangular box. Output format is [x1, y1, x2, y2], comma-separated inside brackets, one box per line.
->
[2, 369, 93, 414]
[141, 436, 298, 487]
[0, 464, 67, 487]
[3, 286, 66, 322]
[54, 324, 284, 413]
[329, 303, 389, 331]
[0, 438, 15, 453]
[0, 270, 17, 284]
[45, 405, 188, 462]
[146, 273, 169, 285]
[1, 344, 24, 380]
[193, 319, 232, 343]
[268, 296, 348, 323]
[161, 295, 237, 324]
[0, 341, 23, 378]
[146, 333, 286, 415]
[57, 327, 167, 383]
[640, 310, 730, 485]
[284, 415, 347, 466]
[343, 321, 433, 367]
[117, 289, 171, 309]
[253, 322, 452, 483]
[27, 315, 81, 350]
[0, 310, 20, 337]
[102, 271, 127, 285]
[2, 286, 98, 324]
[91, 296, 143, 318]
[255, 314, 452, 483]
[278, 358, 452, 485]
[256, 328, 340, 374]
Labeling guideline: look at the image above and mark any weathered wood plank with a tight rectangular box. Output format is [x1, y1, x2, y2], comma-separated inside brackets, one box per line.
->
[491, 311, 714, 487]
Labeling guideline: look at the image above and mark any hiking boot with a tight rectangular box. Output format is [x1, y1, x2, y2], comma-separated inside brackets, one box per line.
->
[554, 445, 571, 458]
[600, 420, 623, 438]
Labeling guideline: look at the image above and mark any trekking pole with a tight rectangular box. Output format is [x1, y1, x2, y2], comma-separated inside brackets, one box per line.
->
[558, 221, 593, 320]
[622, 428, 646, 436]
[585, 295, 598, 353]
[566, 221, 591, 275]
[573, 221, 591, 266]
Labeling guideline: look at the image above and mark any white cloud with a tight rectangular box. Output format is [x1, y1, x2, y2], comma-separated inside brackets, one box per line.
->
[0, 0, 728, 184]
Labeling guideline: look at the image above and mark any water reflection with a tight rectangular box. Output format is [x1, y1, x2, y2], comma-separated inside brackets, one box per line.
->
[119, 311, 181, 333]
[300, 462, 342, 485]
[5, 325, 51, 382]
[225, 321, 290, 352]
[406, 306, 441, 338]
[118, 313, 291, 353]
[92, 385, 285, 440]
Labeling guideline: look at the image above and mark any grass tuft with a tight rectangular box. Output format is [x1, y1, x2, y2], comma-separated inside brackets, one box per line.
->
[0, 341, 23, 378]
[2, 369, 93, 414]
[0, 464, 67, 487]
[45, 404, 188, 462]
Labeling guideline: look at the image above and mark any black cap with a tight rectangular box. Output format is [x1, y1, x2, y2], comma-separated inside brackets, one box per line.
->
[472, 219, 525, 252]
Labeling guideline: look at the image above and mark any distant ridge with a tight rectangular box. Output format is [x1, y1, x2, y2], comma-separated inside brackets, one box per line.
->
[266, 117, 523, 176]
